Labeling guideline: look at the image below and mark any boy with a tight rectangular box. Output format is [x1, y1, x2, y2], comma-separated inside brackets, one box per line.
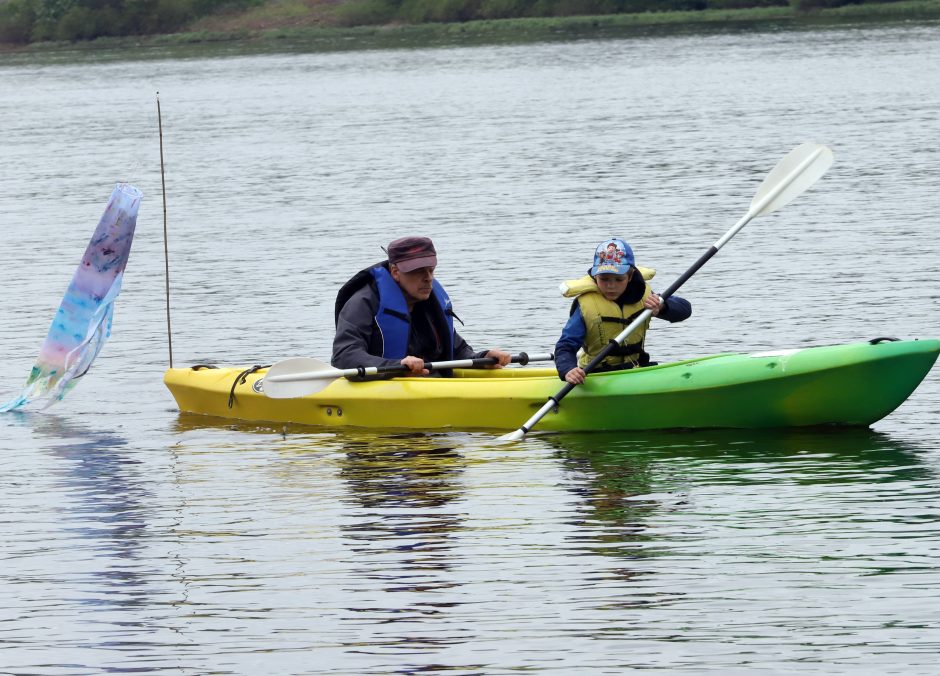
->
[555, 238, 691, 384]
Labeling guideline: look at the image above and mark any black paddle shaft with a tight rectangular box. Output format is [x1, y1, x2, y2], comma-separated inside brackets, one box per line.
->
[426, 352, 544, 370]
[365, 351, 550, 378]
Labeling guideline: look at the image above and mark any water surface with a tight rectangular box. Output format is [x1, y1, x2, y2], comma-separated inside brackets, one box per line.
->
[1, 23, 938, 674]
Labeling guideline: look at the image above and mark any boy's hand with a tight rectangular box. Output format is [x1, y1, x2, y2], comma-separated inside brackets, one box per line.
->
[565, 367, 586, 385]
[644, 293, 663, 316]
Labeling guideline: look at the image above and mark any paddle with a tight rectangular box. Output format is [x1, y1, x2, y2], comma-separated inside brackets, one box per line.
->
[498, 142, 835, 442]
[262, 352, 555, 399]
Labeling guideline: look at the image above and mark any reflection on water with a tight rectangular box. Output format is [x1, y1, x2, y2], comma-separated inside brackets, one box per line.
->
[545, 426, 935, 595]
[547, 426, 933, 551]
[171, 420, 478, 661]
[549, 426, 932, 486]
[340, 433, 465, 509]
[25, 414, 151, 601]
[7, 405, 939, 672]
[338, 433, 465, 593]
[554, 431, 662, 565]
[172, 410, 296, 437]
[337, 434, 468, 656]
[3, 413, 177, 670]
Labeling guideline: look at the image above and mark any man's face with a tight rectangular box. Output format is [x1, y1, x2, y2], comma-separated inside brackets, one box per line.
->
[391, 264, 435, 305]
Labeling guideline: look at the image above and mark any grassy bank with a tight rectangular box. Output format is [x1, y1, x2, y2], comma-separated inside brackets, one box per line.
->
[4, 0, 940, 56]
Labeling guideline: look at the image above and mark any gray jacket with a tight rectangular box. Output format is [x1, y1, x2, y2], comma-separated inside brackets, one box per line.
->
[331, 281, 482, 371]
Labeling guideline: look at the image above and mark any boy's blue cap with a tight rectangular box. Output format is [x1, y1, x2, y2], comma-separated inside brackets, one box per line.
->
[591, 238, 635, 276]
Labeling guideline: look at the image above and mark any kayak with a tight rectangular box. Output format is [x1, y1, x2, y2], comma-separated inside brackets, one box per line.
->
[164, 338, 938, 432]
[163, 339, 938, 432]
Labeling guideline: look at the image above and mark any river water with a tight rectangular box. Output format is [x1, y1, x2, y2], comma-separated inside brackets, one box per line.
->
[1, 20, 939, 674]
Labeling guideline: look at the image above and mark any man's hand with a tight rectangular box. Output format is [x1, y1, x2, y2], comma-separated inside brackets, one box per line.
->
[483, 349, 511, 368]
[400, 356, 429, 375]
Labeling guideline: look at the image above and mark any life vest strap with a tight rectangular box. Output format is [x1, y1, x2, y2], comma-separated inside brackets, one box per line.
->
[382, 308, 409, 322]
[605, 338, 643, 357]
[599, 308, 646, 326]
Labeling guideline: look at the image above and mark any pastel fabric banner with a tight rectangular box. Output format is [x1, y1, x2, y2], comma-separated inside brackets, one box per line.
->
[1, 183, 142, 412]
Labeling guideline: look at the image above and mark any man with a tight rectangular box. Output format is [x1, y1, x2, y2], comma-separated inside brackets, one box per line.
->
[332, 236, 510, 376]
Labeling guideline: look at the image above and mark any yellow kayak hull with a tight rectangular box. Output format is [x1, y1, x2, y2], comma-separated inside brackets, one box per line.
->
[163, 339, 939, 432]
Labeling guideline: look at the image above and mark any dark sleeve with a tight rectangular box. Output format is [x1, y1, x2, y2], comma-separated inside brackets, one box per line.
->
[658, 294, 691, 323]
[331, 286, 402, 369]
[554, 304, 586, 381]
[452, 330, 485, 361]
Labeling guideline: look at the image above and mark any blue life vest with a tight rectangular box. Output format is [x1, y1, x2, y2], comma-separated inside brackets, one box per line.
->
[370, 266, 455, 360]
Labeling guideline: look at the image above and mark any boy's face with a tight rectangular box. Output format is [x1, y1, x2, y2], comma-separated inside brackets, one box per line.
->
[595, 271, 631, 301]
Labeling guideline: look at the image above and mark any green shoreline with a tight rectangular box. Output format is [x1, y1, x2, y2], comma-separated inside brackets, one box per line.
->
[4, 0, 940, 56]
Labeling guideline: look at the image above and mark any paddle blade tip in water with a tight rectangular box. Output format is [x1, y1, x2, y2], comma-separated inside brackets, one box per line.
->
[497, 429, 526, 443]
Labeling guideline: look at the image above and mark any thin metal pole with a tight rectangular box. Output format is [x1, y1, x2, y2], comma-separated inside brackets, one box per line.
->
[157, 92, 174, 369]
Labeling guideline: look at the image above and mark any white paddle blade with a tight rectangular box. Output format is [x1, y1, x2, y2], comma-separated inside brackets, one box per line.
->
[497, 429, 526, 443]
[750, 142, 834, 218]
[262, 357, 340, 399]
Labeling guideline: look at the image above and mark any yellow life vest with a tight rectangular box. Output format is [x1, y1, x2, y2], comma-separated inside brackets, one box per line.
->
[560, 268, 656, 370]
